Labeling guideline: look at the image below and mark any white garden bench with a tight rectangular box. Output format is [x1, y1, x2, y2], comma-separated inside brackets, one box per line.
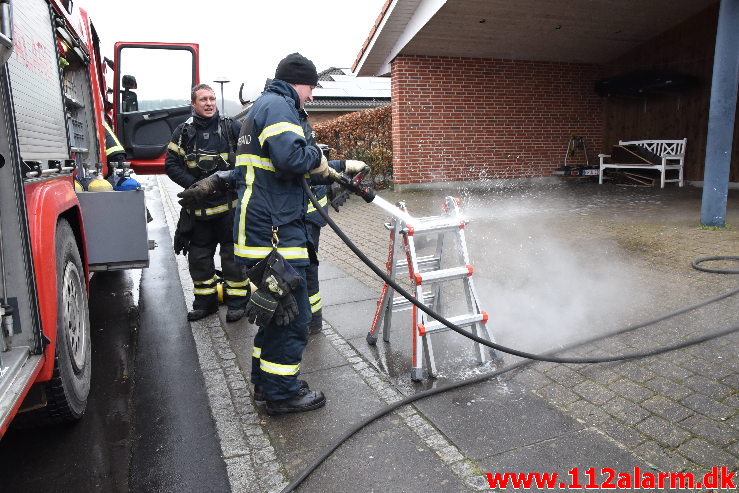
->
[598, 138, 686, 188]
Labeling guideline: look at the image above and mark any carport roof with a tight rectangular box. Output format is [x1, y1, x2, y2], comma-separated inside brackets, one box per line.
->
[353, 0, 718, 76]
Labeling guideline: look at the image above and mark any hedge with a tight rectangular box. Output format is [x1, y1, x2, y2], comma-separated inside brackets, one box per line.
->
[314, 104, 392, 188]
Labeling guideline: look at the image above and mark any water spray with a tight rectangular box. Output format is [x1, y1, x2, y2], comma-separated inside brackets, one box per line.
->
[304, 172, 739, 364]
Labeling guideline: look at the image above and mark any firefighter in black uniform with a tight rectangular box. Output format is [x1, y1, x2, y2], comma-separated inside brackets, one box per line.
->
[300, 110, 330, 334]
[103, 120, 125, 178]
[177, 54, 368, 415]
[165, 83, 249, 322]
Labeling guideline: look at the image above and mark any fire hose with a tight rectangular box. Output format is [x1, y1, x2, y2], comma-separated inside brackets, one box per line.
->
[280, 174, 739, 492]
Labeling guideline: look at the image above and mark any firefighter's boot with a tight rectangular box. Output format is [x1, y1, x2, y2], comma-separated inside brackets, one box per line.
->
[308, 309, 323, 334]
[265, 387, 326, 416]
[253, 379, 309, 406]
[226, 308, 245, 322]
[187, 306, 218, 321]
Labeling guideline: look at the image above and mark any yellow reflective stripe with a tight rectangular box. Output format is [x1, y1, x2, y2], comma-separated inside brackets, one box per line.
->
[184, 153, 227, 169]
[260, 358, 300, 376]
[225, 288, 248, 297]
[168, 142, 185, 156]
[194, 287, 217, 295]
[309, 292, 321, 312]
[306, 195, 328, 213]
[194, 275, 219, 286]
[234, 245, 308, 260]
[106, 145, 125, 156]
[258, 122, 304, 146]
[252, 346, 261, 358]
[237, 162, 255, 247]
[193, 199, 238, 216]
[225, 279, 250, 287]
[276, 247, 310, 259]
[235, 154, 275, 172]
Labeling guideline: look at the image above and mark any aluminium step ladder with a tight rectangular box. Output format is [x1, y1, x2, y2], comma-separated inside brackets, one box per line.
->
[366, 196, 496, 381]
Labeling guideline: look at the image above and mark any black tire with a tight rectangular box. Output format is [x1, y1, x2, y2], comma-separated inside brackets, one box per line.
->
[44, 218, 92, 422]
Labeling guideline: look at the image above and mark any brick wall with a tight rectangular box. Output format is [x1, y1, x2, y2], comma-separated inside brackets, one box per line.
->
[391, 55, 603, 185]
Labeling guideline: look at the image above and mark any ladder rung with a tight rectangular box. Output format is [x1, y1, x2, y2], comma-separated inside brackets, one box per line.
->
[406, 218, 466, 236]
[396, 255, 440, 272]
[414, 265, 472, 285]
[392, 292, 435, 312]
[419, 311, 488, 335]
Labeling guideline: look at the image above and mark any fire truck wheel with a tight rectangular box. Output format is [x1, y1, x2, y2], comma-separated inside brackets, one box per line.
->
[45, 218, 92, 421]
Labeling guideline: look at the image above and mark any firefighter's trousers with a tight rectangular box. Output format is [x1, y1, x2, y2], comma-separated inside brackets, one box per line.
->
[305, 223, 322, 331]
[188, 212, 248, 311]
[250, 265, 311, 400]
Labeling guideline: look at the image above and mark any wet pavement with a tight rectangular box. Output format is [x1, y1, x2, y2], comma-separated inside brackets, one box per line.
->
[157, 176, 738, 492]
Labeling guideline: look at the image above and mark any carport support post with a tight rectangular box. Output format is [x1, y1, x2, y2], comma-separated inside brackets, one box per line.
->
[701, 0, 739, 227]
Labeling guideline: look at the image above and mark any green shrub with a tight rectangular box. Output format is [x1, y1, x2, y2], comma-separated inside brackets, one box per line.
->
[314, 105, 392, 188]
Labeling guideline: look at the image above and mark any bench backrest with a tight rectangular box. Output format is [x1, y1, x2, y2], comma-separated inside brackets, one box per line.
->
[619, 139, 686, 158]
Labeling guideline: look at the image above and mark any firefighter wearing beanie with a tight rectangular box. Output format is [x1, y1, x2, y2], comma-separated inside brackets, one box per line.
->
[177, 53, 367, 415]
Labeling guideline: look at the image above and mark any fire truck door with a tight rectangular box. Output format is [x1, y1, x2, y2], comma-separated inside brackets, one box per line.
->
[113, 43, 199, 174]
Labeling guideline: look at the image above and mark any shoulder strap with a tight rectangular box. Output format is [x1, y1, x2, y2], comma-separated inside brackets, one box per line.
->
[177, 117, 195, 150]
[219, 116, 237, 150]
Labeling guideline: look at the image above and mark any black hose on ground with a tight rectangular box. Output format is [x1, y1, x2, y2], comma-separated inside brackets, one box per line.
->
[280, 180, 738, 493]
[692, 255, 739, 274]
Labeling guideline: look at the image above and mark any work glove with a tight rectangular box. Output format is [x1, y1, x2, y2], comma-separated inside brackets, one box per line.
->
[243, 250, 304, 326]
[177, 174, 219, 208]
[344, 160, 368, 175]
[262, 252, 304, 297]
[173, 208, 193, 256]
[244, 285, 279, 326]
[273, 292, 299, 326]
[309, 149, 340, 181]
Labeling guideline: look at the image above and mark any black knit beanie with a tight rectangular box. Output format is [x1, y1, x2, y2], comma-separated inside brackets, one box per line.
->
[275, 53, 319, 86]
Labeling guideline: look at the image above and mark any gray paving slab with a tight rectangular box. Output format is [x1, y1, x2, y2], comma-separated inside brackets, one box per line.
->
[296, 416, 470, 493]
[299, 332, 349, 374]
[320, 275, 377, 305]
[263, 365, 389, 469]
[323, 298, 378, 341]
[157, 176, 739, 492]
[478, 428, 652, 491]
[316, 261, 346, 281]
[413, 380, 584, 461]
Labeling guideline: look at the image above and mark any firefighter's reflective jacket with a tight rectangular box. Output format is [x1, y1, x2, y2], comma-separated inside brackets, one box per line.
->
[305, 184, 328, 228]
[297, 108, 329, 228]
[165, 111, 241, 220]
[232, 80, 339, 266]
[103, 121, 125, 162]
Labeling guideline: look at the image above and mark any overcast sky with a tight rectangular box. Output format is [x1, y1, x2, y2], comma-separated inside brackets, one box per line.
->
[80, 0, 387, 106]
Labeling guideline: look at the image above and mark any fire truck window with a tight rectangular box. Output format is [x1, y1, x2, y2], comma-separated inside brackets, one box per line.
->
[118, 48, 194, 112]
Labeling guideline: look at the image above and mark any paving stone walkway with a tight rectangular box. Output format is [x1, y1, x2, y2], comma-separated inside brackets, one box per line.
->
[158, 176, 738, 492]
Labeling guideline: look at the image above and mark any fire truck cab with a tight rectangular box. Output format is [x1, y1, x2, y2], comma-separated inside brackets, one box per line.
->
[0, 0, 198, 437]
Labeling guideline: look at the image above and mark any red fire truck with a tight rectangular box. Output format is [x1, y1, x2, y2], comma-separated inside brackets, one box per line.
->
[0, 0, 199, 437]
